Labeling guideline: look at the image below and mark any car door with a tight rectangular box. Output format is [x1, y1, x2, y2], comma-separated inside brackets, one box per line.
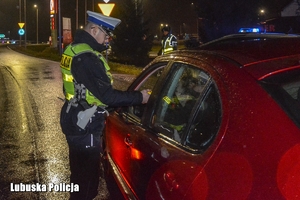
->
[127, 61, 223, 199]
[104, 62, 168, 198]
[105, 59, 223, 199]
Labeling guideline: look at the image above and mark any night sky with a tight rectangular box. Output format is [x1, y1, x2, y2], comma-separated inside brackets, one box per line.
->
[0, 0, 294, 42]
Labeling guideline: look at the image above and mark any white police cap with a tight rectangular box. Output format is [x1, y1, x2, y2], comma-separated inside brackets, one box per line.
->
[87, 10, 121, 33]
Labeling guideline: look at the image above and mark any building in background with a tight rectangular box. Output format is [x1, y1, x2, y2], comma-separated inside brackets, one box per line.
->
[261, 0, 300, 33]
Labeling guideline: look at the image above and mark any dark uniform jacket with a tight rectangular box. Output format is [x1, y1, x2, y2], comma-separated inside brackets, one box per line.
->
[70, 29, 142, 106]
[60, 29, 142, 142]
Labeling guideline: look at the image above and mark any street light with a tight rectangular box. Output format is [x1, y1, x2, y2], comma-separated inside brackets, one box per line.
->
[160, 24, 168, 30]
[258, 9, 265, 22]
[159, 24, 168, 36]
[34, 4, 38, 44]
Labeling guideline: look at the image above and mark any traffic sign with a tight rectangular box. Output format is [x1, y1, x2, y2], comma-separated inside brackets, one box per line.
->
[18, 29, 25, 36]
[98, 3, 115, 16]
[18, 23, 25, 28]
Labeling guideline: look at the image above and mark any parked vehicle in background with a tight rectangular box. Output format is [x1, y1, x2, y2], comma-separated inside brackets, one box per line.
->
[103, 33, 300, 199]
[184, 36, 201, 49]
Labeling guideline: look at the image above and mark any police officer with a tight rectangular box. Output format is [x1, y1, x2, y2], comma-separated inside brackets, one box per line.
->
[60, 11, 150, 200]
[158, 26, 178, 55]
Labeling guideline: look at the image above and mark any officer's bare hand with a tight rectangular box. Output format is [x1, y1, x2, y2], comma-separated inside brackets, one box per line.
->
[140, 89, 151, 104]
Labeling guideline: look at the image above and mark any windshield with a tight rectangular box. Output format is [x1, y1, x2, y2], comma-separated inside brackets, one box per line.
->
[260, 68, 300, 128]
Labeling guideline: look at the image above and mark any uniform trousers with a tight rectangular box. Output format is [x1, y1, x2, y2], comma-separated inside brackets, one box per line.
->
[68, 144, 100, 200]
[60, 101, 105, 200]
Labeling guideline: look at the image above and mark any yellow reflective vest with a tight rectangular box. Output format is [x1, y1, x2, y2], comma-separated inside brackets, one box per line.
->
[60, 43, 112, 107]
[162, 34, 177, 55]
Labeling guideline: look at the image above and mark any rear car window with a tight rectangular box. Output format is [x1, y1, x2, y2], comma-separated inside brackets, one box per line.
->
[260, 68, 300, 128]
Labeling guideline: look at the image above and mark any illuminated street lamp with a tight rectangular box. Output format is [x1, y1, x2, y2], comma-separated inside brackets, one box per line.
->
[258, 9, 266, 22]
[158, 24, 168, 38]
[160, 24, 168, 29]
[34, 4, 38, 44]
[159, 24, 164, 36]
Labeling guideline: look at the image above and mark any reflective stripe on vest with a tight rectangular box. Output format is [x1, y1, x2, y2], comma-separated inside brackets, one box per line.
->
[60, 43, 112, 107]
[162, 35, 176, 54]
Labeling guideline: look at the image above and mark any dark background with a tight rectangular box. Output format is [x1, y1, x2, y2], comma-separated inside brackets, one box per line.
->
[0, 0, 294, 42]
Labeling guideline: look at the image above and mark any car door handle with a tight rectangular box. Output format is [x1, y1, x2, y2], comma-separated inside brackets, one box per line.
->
[124, 136, 132, 147]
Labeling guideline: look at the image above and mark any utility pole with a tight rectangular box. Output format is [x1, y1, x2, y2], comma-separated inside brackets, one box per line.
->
[85, 0, 87, 23]
[24, 0, 27, 49]
[36, 6, 38, 44]
[34, 4, 38, 44]
[58, 0, 62, 55]
[76, 0, 78, 29]
[19, 0, 22, 46]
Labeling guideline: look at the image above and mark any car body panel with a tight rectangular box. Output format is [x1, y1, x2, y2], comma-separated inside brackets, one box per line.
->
[104, 33, 300, 200]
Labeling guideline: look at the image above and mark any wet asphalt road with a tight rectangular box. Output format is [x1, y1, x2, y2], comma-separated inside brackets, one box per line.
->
[0, 45, 134, 200]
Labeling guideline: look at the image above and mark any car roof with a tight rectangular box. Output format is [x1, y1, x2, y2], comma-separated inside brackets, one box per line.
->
[171, 33, 300, 80]
[196, 33, 300, 63]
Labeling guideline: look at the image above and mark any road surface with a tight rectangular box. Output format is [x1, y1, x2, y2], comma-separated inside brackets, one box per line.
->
[0, 45, 134, 199]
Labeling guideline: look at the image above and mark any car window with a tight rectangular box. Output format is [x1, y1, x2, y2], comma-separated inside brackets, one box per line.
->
[129, 65, 166, 118]
[260, 68, 300, 128]
[185, 84, 222, 150]
[151, 62, 222, 151]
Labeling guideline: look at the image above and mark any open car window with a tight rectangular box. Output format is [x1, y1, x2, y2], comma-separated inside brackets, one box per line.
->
[128, 64, 167, 119]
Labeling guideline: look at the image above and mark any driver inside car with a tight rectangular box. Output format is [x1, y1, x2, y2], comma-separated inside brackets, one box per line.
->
[164, 76, 201, 141]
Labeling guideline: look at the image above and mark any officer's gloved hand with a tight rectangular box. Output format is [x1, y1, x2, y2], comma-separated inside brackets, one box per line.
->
[141, 89, 151, 104]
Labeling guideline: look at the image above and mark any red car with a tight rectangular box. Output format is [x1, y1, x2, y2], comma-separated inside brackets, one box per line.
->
[103, 33, 300, 199]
